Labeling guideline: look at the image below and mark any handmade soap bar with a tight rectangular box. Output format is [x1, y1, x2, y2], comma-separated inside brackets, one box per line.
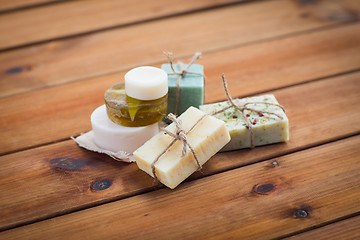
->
[134, 106, 230, 189]
[91, 105, 159, 153]
[161, 64, 204, 116]
[105, 82, 167, 127]
[200, 94, 289, 151]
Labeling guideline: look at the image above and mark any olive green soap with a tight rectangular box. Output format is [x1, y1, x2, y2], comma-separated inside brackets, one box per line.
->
[104, 83, 167, 127]
[161, 64, 204, 116]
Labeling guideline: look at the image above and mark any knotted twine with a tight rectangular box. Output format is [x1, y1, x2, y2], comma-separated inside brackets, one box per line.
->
[163, 51, 205, 115]
[151, 113, 207, 182]
[211, 74, 285, 148]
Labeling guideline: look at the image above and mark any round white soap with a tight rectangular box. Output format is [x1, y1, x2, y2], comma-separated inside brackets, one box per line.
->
[91, 105, 159, 153]
[125, 66, 168, 100]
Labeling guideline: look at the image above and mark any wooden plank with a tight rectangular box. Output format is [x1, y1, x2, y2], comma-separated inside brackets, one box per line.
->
[0, 0, 60, 12]
[285, 215, 360, 240]
[0, 72, 359, 230]
[1, 135, 359, 239]
[197, 22, 360, 102]
[2, 0, 360, 98]
[1, 23, 360, 155]
[0, 0, 241, 50]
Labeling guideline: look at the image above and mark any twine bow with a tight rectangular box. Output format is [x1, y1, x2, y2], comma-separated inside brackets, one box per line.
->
[211, 74, 285, 148]
[163, 51, 204, 115]
[151, 113, 207, 182]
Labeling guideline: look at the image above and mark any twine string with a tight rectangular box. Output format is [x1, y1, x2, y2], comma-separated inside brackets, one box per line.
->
[151, 113, 207, 182]
[174, 63, 184, 115]
[211, 74, 285, 148]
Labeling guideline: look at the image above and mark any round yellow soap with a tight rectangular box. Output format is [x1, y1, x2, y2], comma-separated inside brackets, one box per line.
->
[104, 82, 167, 127]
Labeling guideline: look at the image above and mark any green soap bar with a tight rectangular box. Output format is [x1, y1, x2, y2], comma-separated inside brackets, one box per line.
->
[199, 94, 289, 152]
[161, 64, 204, 116]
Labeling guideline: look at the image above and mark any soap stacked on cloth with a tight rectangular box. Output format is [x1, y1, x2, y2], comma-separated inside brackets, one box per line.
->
[134, 107, 230, 189]
[91, 66, 168, 154]
[161, 52, 204, 116]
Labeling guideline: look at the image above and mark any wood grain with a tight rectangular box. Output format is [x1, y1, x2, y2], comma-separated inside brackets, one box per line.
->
[294, 0, 360, 22]
[1, 23, 359, 155]
[0, 0, 241, 50]
[1, 1, 359, 238]
[0, 0, 60, 12]
[200, 22, 360, 102]
[0, 72, 359, 230]
[2, 0, 359, 98]
[285, 215, 360, 240]
[1, 135, 359, 239]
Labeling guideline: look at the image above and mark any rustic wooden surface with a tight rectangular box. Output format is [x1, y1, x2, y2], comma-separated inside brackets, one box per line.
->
[0, 0, 60, 12]
[0, 0, 359, 239]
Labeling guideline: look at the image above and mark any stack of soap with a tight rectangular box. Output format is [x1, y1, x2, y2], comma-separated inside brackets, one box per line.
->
[91, 66, 168, 153]
[161, 64, 204, 116]
[134, 106, 230, 189]
[199, 94, 289, 152]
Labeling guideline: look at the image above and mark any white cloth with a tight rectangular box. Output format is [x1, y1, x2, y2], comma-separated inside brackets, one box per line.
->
[72, 131, 135, 163]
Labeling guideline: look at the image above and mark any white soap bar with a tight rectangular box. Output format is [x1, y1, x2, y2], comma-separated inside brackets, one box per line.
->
[91, 105, 159, 153]
[134, 106, 230, 189]
[199, 94, 289, 151]
[125, 66, 168, 100]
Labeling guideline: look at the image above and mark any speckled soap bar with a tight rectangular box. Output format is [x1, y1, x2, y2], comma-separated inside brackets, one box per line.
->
[161, 64, 204, 116]
[199, 94, 289, 151]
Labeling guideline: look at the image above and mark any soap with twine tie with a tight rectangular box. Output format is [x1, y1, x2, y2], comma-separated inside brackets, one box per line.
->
[134, 106, 230, 189]
[161, 52, 204, 117]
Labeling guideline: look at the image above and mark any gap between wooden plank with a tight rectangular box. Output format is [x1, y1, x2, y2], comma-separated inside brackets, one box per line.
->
[1, 0, 359, 98]
[0, 0, 64, 13]
[238, 67, 360, 99]
[1, 135, 359, 239]
[0, 71, 359, 231]
[0, 0, 247, 51]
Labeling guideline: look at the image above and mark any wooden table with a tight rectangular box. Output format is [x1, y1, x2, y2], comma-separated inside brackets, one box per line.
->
[0, 0, 359, 239]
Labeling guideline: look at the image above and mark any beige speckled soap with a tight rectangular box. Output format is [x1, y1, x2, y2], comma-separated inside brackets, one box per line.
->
[200, 94, 289, 151]
[134, 106, 230, 189]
